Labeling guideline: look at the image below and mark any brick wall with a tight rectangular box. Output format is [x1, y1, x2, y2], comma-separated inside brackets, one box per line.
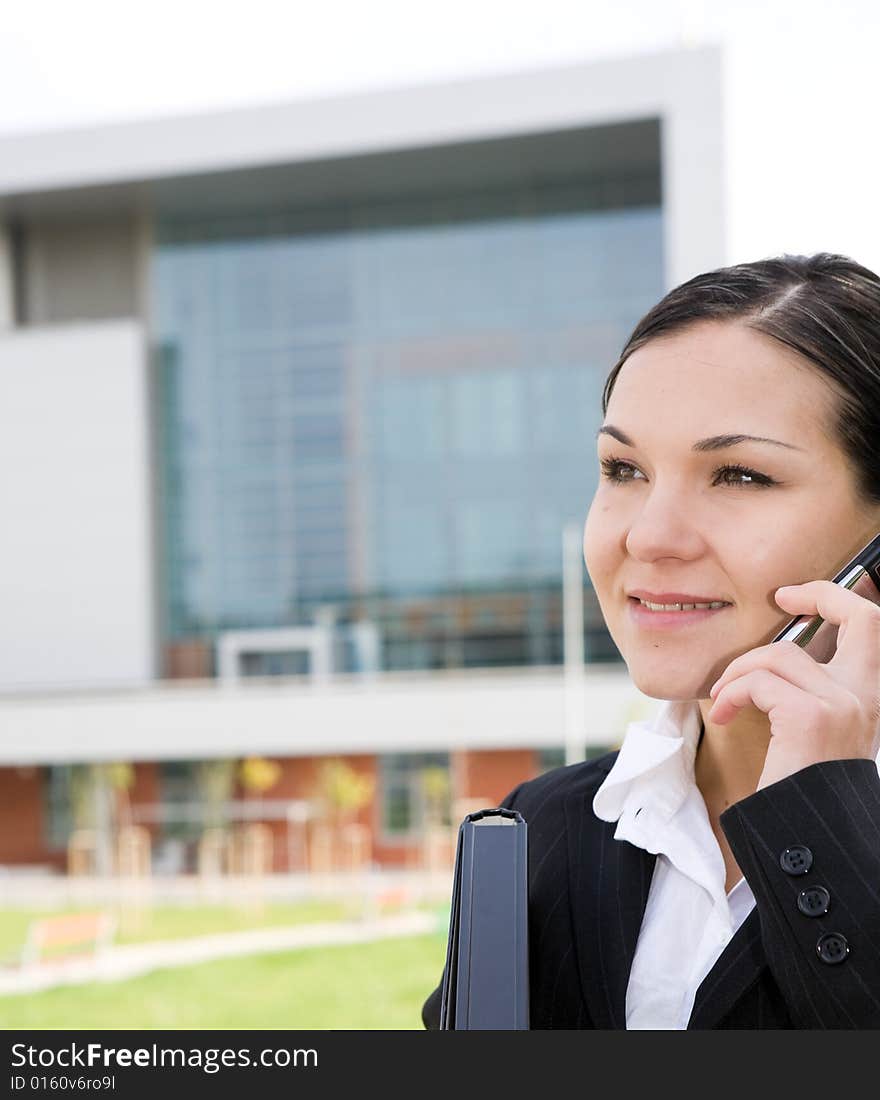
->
[452, 748, 538, 808]
[252, 754, 379, 872]
[0, 766, 51, 866]
[0, 749, 542, 874]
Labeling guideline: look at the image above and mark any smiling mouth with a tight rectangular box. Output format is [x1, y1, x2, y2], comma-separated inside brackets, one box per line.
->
[631, 597, 732, 611]
[627, 597, 733, 628]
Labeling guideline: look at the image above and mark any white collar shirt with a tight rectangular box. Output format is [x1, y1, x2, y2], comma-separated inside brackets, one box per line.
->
[592, 698, 756, 1030]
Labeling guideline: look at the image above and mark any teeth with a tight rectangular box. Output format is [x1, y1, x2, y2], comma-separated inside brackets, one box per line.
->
[638, 599, 728, 611]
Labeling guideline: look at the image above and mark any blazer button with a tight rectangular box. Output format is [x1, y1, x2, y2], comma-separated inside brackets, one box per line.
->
[816, 932, 849, 964]
[779, 845, 813, 875]
[797, 885, 831, 917]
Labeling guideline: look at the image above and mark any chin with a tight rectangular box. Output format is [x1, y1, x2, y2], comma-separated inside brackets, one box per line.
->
[625, 664, 712, 702]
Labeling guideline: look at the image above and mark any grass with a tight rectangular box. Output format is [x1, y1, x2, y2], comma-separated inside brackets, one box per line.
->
[0, 932, 449, 1029]
[0, 900, 366, 964]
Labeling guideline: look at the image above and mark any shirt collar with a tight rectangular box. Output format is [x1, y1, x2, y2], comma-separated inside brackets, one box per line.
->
[592, 697, 705, 825]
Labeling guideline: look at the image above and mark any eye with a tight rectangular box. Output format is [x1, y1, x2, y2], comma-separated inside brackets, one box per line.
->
[712, 463, 776, 487]
[599, 458, 645, 484]
[599, 456, 776, 488]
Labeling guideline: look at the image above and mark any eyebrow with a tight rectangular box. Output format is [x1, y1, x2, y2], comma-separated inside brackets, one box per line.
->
[596, 425, 806, 453]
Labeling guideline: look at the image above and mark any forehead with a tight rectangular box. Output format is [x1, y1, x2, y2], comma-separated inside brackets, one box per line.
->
[607, 320, 840, 444]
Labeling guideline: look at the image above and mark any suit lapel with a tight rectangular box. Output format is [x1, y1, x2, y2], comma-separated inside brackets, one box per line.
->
[564, 787, 767, 1030]
[687, 906, 765, 1028]
[564, 790, 656, 1029]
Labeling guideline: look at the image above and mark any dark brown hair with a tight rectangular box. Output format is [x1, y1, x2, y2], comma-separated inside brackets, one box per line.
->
[602, 252, 880, 505]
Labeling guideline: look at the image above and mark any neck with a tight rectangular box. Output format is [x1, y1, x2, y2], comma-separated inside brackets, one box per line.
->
[694, 700, 771, 814]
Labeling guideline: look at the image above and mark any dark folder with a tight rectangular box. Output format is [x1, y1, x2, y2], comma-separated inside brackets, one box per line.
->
[438, 806, 529, 1030]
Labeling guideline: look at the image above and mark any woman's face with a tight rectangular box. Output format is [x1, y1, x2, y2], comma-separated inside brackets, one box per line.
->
[583, 319, 880, 701]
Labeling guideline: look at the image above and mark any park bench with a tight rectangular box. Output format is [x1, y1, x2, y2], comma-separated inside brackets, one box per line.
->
[20, 911, 116, 969]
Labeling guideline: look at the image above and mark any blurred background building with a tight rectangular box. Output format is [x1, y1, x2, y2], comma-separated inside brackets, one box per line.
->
[0, 45, 723, 876]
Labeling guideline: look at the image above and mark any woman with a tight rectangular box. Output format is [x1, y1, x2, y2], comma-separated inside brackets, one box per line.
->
[422, 252, 880, 1029]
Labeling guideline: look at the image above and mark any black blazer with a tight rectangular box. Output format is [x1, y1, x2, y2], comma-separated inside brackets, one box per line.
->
[422, 753, 880, 1029]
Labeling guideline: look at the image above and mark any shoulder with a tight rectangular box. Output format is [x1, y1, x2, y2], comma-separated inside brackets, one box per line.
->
[501, 750, 619, 821]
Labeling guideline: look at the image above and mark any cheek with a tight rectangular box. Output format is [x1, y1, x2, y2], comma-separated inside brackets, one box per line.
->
[750, 545, 782, 606]
[733, 533, 796, 608]
[744, 533, 775, 570]
[582, 496, 617, 584]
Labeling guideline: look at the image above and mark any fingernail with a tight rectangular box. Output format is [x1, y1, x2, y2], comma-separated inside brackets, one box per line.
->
[709, 680, 719, 697]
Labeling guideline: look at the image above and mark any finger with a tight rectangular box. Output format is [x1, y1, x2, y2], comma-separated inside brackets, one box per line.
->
[708, 668, 823, 727]
[709, 639, 835, 702]
[775, 580, 880, 676]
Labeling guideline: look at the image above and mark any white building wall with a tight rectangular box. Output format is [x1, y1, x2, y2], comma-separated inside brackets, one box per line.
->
[0, 321, 156, 691]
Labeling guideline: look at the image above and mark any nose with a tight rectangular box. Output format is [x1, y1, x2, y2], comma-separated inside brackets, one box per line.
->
[624, 485, 705, 562]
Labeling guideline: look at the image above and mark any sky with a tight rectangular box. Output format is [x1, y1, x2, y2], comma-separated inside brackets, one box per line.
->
[2, 0, 880, 270]
[1, 0, 720, 133]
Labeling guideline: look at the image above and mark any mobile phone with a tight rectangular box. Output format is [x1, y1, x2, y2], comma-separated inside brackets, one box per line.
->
[771, 531, 880, 662]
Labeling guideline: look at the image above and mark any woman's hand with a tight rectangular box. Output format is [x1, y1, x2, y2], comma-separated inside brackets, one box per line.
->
[706, 580, 880, 791]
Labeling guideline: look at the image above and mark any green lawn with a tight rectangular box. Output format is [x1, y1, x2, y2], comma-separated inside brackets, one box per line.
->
[0, 932, 448, 1029]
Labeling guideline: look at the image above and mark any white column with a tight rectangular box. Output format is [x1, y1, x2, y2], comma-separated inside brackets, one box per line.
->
[562, 521, 587, 765]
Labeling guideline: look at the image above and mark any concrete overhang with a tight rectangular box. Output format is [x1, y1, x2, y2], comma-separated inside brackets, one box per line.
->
[0, 47, 723, 287]
[0, 665, 658, 766]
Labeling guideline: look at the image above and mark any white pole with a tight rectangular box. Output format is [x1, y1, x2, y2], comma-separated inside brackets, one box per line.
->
[562, 522, 586, 765]
[93, 767, 114, 877]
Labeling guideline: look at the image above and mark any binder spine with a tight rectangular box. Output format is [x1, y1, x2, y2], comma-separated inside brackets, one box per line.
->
[440, 807, 529, 1030]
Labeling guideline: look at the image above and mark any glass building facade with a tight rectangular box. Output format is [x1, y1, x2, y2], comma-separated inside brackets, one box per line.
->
[153, 124, 664, 676]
